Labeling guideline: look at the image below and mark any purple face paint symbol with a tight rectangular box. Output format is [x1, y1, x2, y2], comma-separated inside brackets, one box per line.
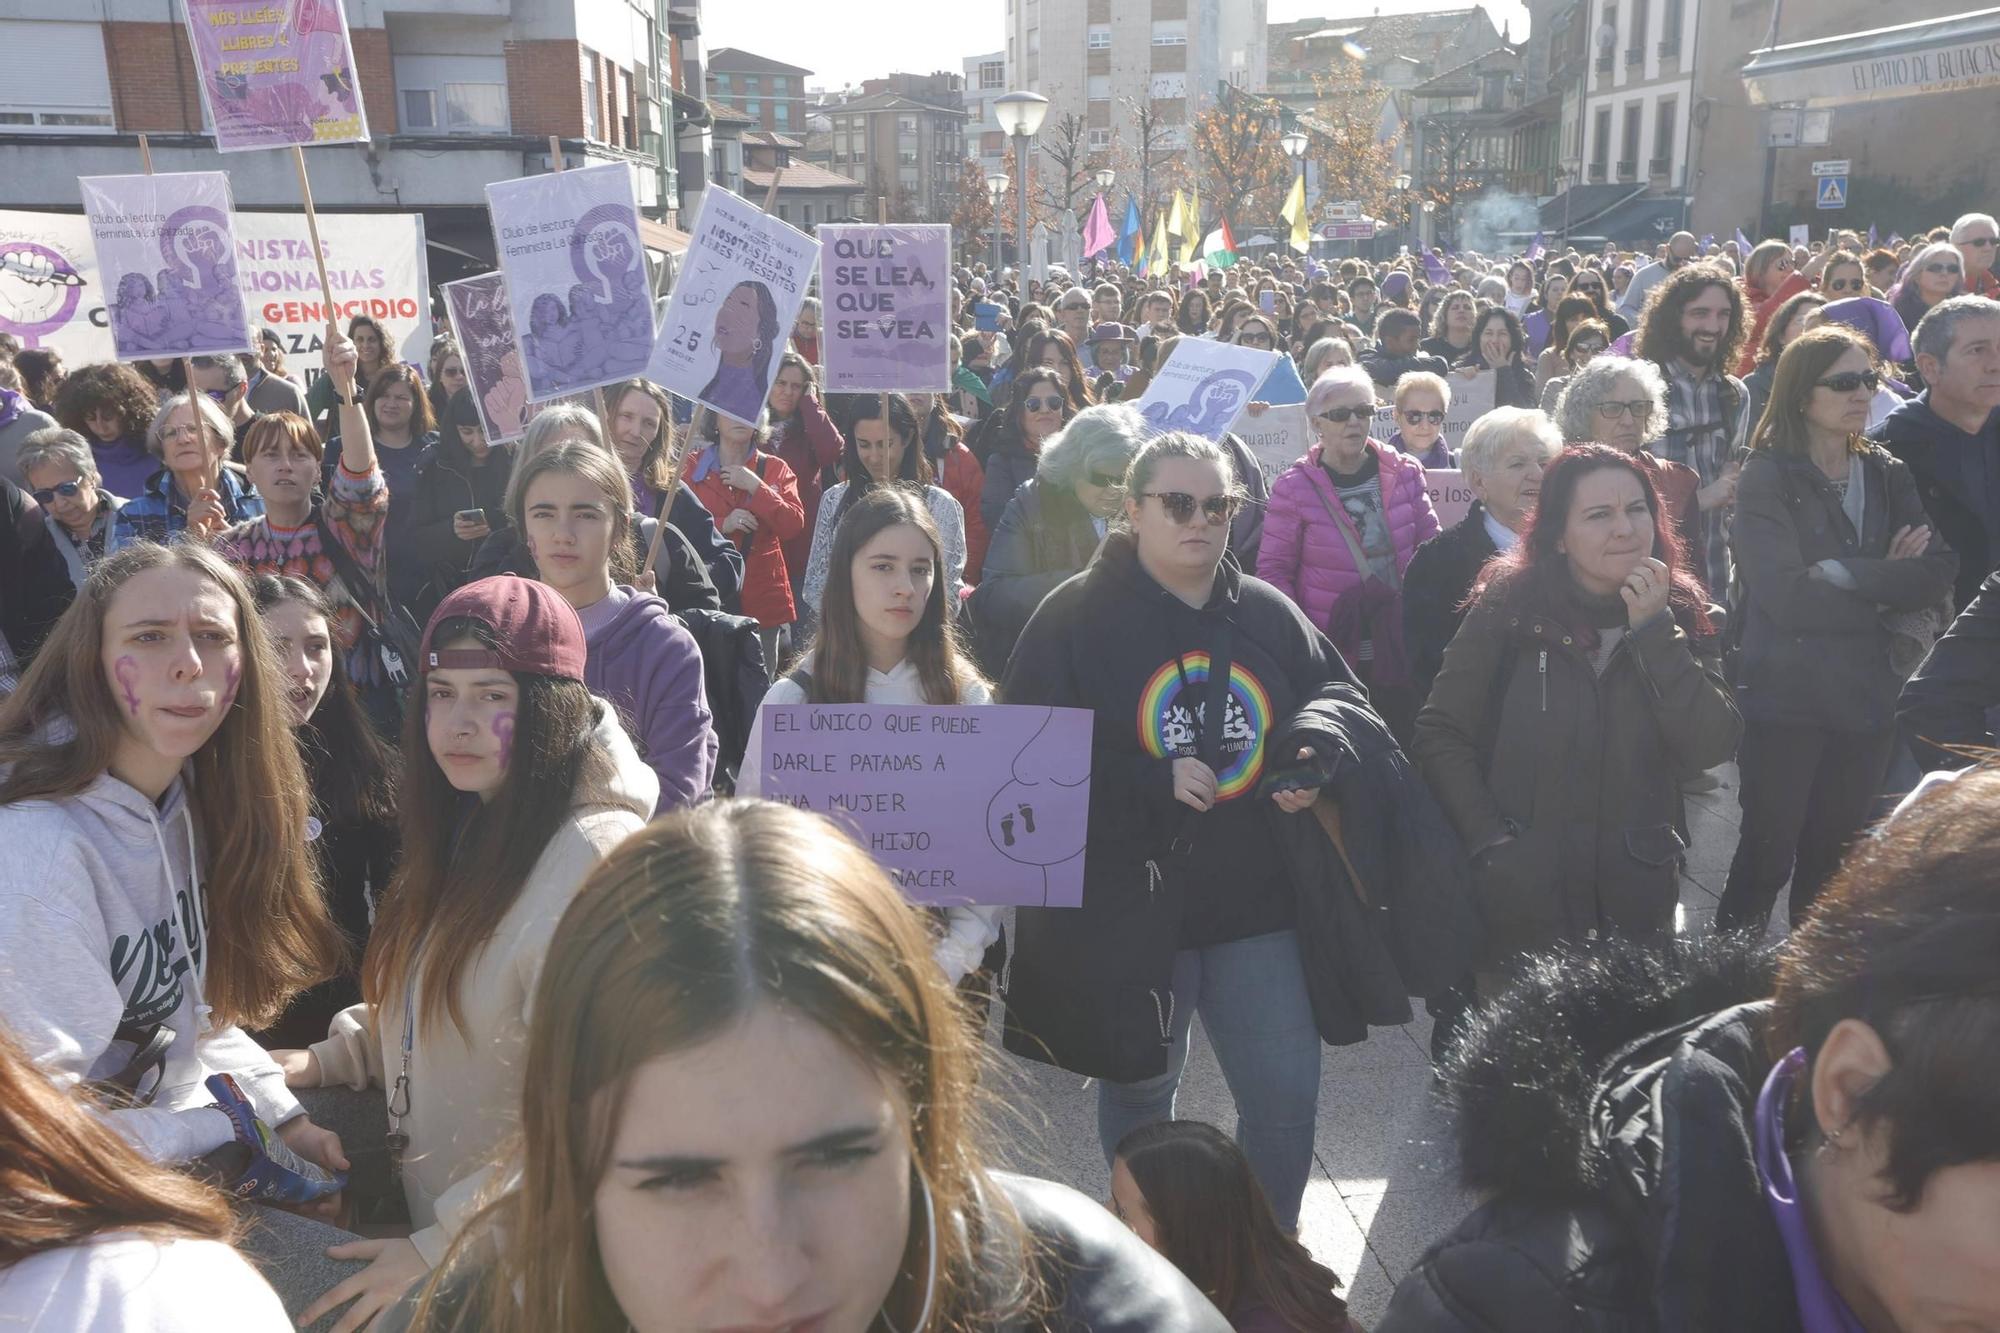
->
[114, 655, 143, 717]
[493, 712, 516, 774]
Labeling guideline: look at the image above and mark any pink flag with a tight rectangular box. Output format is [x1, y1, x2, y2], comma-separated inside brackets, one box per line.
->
[1081, 193, 1115, 259]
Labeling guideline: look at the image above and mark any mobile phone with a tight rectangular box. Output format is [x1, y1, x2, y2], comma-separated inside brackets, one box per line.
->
[1259, 290, 1277, 313]
[455, 508, 484, 524]
[1254, 753, 1328, 801]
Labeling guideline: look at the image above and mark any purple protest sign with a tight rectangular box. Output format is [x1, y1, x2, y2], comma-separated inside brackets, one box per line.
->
[487, 163, 655, 402]
[181, 0, 369, 152]
[79, 173, 252, 361]
[757, 703, 1092, 908]
[442, 272, 530, 444]
[820, 224, 953, 393]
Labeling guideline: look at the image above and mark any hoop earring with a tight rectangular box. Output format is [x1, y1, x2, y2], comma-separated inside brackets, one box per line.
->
[878, 1167, 938, 1333]
[754, 338, 764, 354]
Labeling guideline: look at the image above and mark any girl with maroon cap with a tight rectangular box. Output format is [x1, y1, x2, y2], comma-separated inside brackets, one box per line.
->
[270, 575, 659, 1331]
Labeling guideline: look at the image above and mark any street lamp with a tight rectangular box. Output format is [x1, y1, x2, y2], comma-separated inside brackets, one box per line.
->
[1280, 129, 1309, 161]
[1095, 167, 1115, 192]
[994, 91, 1049, 282]
[1421, 198, 1437, 252]
[1393, 173, 1413, 251]
[985, 171, 1010, 272]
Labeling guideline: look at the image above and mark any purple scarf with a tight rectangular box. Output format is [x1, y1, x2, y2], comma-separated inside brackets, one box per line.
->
[0, 387, 22, 434]
[1754, 1049, 1870, 1333]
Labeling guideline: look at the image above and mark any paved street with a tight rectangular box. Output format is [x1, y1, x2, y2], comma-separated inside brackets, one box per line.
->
[985, 768, 1749, 1326]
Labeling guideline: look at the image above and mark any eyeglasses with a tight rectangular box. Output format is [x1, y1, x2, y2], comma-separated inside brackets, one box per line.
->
[1239, 333, 1274, 347]
[31, 480, 84, 504]
[1571, 340, 1608, 356]
[1595, 399, 1655, 420]
[1021, 395, 1066, 413]
[1086, 467, 1125, 488]
[1826, 278, 1864, 293]
[1961, 236, 1998, 249]
[1817, 370, 1882, 394]
[1060, 303, 1090, 313]
[1925, 263, 1963, 276]
[1316, 405, 1372, 424]
[1400, 408, 1445, 425]
[1143, 491, 1240, 525]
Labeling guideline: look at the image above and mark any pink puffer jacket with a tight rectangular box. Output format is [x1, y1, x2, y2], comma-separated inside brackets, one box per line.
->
[1257, 440, 1441, 639]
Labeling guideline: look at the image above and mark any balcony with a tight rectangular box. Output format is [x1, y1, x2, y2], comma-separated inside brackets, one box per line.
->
[1625, 48, 1643, 66]
[1658, 39, 1680, 57]
[1588, 161, 1608, 182]
[1648, 157, 1671, 177]
[1616, 159, 1636, 180]
[1595, 54, 1612, 73]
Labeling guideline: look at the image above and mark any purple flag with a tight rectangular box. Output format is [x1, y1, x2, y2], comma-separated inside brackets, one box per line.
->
[1868, 223, 1879, 248]
[1422, 251, 1452, 285]
[1081, 193, 1115, 259]
[1526, 231, 1546, 261]
[1888, 232, 1904, 248]
[1735, 227, 1753, 253]
[1700, 233, 1716, 249]
[181, 0, 368, 151]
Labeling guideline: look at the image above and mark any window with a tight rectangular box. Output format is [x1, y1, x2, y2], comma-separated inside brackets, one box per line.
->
[898, 115, 918, 133]
[1653, 96, 1677, 169]
[980, 61, 1004, 89]
[713, 72, 731, 91]
[744, 76, 760, 94]
[1620, 100, 1642, 175]
[1087, 74, 1111, 100]
[771, 76, 787, 94]
[803, 204, 814, 226]
[1629, 0, 1649, 53]
[446, 83, 508, 133]
[900, 166, 919, 186]
[774, 102, 790, 126]
[1591, 105, 1611, 170]
[1661, 0, 1684, 51]
[1088, 25, 1111, 49]
[0, 20, 115, 131]
[1089, 128, 1111, 149]
[1151, 20, 1188, 44]
[581, 48, 601, 139]
[403, 89, 437, 129]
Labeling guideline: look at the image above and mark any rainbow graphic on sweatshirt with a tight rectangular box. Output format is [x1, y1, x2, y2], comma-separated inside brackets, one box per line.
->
[1136, 652, 1272, 801]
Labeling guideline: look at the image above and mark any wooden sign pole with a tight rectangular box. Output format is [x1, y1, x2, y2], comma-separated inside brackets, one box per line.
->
[291, 145, 353, 405]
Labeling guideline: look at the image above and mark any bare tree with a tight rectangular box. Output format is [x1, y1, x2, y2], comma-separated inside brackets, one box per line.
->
[1036, 113, 1092, 218]
[1118, 95, 1182, 220]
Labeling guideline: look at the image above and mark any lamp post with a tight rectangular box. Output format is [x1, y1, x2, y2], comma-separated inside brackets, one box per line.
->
[985, 171, 1010, 273]
[1420, 198, 1437, 253]
[994, 91, 1049, 285]
[1393, 171, 1412, 253]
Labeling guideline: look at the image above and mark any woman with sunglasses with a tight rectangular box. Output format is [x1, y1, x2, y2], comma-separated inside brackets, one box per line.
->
[1532, 294, 1601, 391]
[17, 428, 130, 591]
[1742, 290, 1827, 431]
[977, 366, 1072, 537]
[1388, 372, 1453, 468]
[1818, 250, 1868, 302]
[1261, 366, 1439, 742]
[1561, 268, 1628, 339]
[1719, 326, 1955, 936]
[1537, 318, 1610, 413]
[1738, 239, 1822, 375]
[1003, 429, 1377, 1236]
[424, 340, 466, 423]
[1890, 242, 1967, 358]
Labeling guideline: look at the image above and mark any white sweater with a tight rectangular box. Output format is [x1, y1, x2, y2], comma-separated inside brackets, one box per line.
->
[0, 1234, 289, 1331]
[308, 702, 658, 1265]
[799, 482, 967, 616]
[0, 767, 302, 1163]
[737, 655, 1002, 983]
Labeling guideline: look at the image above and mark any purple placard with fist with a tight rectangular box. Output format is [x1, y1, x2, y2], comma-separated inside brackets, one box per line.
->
[79, 173, 252, 361]
[820, 224, 953, 393]
[181, 0, 369, 152]
[756, 703, 1091, 908]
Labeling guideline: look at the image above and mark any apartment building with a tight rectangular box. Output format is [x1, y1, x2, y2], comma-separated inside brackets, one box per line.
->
[705, 47, 812, 137]
[823, 78, 968, 224]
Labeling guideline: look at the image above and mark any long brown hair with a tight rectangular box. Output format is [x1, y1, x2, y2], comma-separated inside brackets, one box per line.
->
[1117, 1120, 1350, 1330]
[415, 801, 1038, 1333]
[0, 1024, 236, 1264]
[1634, 264, 1748, 374]
[0, 543, 336, 1028]
[806, 485, 986, 706]
[603, 378, 678, 498]
[1751, 324, 1876, 457]
[362, 617, 617, 1040]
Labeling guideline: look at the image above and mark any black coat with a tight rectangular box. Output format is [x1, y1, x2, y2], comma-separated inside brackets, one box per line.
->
[1870, 392, 1998, 609]
[1377, 936, 1800, 1333]
[378, 1169, 1233, 1333]
[1000, 534, 1398, 1081]
[967, 477, 1104, 679]
[1732, 445, 1956, 732]
[397, 435, 516, 622]
[1899, 566, 2000, 768]
[0, 479, 71, 673]
[1401, 502, 1499, 703]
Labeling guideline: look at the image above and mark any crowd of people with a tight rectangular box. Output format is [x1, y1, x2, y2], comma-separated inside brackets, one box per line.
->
[0, 208, 1998, 1333]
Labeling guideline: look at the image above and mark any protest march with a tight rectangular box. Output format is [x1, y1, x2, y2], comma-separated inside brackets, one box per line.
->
[2, 0, 2000, 1328]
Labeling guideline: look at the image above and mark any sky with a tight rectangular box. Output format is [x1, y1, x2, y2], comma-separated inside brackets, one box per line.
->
[704, 0, 1533, 92]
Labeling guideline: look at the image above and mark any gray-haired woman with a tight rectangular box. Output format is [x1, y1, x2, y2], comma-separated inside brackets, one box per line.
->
[965, 402, 1149, 676]
[1554, 355, 1705, 565]
[18, 427, 129, 589]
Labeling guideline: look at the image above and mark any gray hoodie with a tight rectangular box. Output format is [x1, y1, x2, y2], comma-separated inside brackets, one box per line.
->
[0, 768, 301, 1161]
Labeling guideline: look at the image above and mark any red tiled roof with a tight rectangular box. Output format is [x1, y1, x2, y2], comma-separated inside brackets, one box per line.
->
[741, 162, 864, 192]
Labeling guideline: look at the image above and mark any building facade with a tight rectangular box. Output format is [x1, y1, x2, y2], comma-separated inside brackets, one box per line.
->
[1575, 0, 1695, 194]
[823, 83, 967, 224]
[0, 0, 686, 279]
[962, 50, 1010, 179]
[704, 47, 811, 137]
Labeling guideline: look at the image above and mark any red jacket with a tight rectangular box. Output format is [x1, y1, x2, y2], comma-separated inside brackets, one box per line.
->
[1737, 271, 1811, 375]
[925, 429, 989, 584]
[771, 392, 845, 584]
[685, 445, 805, 629]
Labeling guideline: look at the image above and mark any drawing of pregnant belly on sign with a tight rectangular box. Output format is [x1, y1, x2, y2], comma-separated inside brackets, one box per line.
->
[985, 707, 1090, 907]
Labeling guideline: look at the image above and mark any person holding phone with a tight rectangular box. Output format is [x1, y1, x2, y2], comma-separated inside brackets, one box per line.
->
[397, 389, 515, 624]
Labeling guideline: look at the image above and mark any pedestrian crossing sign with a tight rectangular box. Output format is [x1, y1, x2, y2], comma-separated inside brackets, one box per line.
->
[1816, 175, 1847, 210]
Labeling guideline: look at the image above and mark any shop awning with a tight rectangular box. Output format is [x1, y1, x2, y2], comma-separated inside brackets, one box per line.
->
[1742, 7, 2000, 108]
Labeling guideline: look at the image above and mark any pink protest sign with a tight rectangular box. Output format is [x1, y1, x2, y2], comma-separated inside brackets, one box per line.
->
[756, 703, 1092, 909]
[80, 173, 253, 361]
[181, 0, 370, 152]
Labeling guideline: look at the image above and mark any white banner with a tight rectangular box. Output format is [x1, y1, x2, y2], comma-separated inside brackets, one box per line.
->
[1230, 402, 1312, 487]
[1135, 339, 1281, 440]
[647, 185, 819, 426]
[0, 208, 429, 389]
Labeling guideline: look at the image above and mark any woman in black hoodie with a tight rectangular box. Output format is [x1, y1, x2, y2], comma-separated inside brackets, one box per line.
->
[1001, 430, 1372, 1235]
[398, 389, 515, 622]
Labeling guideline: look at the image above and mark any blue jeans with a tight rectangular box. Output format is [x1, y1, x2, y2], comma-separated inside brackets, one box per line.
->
[1096, 929, 1321, 1229]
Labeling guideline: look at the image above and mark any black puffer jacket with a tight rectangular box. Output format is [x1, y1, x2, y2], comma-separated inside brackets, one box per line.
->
[1400, 502, 1499, 702]
[1377, 936, 1804, 1333]
[378, 1169, 1233, 1332]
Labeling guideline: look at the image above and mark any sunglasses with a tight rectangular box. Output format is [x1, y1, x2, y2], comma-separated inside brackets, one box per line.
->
[1316, 405, 1372, 424]
[1595, 399, 1654, 420]
[1572, 340, 1608, 356]
[1826, 278, 1864, 293]
[31, 480, 84, 504]
[1925, 263, 1962, 276]
[1086, 467, 1125, 488]
[1400, 408, 1445, 425]
[1817, 370, 1882, 394]
[1021, 395, 1066, 413]
[1962, 236, 1998, 249]
[1061, 303, 1090, 313]
[1239, 333, 1274, 347]
[1143, 491, 1240, 525]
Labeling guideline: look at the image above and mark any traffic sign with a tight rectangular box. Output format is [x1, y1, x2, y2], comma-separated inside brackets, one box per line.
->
[1816, 175, 1848, 210]
[1322, 201, 1362, 222]
[1811, 159, 1850, 177]
[1319, 221, 1374, 239]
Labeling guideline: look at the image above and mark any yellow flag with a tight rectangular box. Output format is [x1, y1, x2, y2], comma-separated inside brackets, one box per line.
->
[1186, 187, 1201, 256]
[1166, 190, 1187, 240]
[1148, 214, 1170, 278]
[1282, 174, 1310, 254]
